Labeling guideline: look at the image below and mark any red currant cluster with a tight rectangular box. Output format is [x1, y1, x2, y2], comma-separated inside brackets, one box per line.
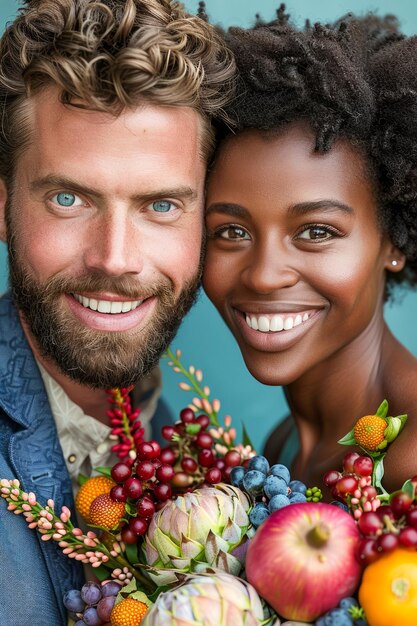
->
[161, 408, 243, 488]
[324, 452, 379, 516]
[108, 407, 243, 544]
[106, 387, 144, 461]
[357, 481, 417, 565]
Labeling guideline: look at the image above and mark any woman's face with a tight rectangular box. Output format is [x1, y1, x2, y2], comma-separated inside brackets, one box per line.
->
[203, 124, 397, 385]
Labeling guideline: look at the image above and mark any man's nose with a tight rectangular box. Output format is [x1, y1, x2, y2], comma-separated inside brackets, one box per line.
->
[83, 211, 143, 277]
[242, 237, 299, 294]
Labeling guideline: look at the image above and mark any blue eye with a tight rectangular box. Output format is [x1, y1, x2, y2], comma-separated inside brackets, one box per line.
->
[56, 192, 77, 207]
[152, 200, 173, 213]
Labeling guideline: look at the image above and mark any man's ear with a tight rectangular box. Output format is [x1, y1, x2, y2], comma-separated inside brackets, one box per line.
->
[384, 241, 406, 273]
[0, 178, 8, 242]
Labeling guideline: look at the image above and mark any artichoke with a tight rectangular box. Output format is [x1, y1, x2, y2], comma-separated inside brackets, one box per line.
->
[143, 484, 251, 585]
[141, 572, 274, 626]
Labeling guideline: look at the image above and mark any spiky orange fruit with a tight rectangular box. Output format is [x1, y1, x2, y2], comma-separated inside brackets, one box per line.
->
[75, 476, 116, 522]
[110, 598, 148, 626]
[89, 493, 126, 530]
[354, 415, 387, 450]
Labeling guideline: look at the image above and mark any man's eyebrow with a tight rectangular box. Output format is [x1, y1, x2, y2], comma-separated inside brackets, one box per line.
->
[288, 199, 354, 217]
[30, 175, 198, 201]
[205, 203, 250, 218]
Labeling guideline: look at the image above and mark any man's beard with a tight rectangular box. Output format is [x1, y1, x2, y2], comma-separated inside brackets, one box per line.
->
[7, 239, 202, 389]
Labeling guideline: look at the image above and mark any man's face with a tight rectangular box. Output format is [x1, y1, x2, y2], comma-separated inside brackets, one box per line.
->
[0, 87, 205, 388]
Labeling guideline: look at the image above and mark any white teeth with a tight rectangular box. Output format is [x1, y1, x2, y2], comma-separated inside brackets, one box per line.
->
[73, 294, 142, 314]
[270, 315, 284, 331]
[244, 311, 313, 333]
[258, 316, 270, 332]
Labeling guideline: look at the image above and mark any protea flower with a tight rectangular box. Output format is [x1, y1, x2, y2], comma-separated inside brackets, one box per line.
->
[141, 572, 272, 626]
[143, 484, 251, 585]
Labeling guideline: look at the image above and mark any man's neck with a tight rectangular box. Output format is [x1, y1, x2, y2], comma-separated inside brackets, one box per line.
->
[20, 312, 109, 423]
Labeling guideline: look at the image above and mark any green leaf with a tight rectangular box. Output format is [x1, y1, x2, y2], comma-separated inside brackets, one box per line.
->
[125, 541, 139, 565]
[92, 565, 111, 581]
[372, 455, 388, 495]
[242, 423, 255, 449]
[376, 399, 389, 419]
[338, 429, 357, 446]
[401, 479, 415, 499]
[130, 589, 154, 609]
[94, 466, 112, 478]
[185, 423, 201, 435]
[77, 473, 89, 486]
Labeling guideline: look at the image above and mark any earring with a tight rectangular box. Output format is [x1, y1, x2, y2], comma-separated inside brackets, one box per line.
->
[391, 260, 398, 267]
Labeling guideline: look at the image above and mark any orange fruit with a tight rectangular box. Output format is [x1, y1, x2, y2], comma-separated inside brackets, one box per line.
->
[359, 548, 417, 626]
[110, 598, 148, 626]
[89, 493, 126, 530]
[354, 415, 387, 450]
[75, 476, 116, 522]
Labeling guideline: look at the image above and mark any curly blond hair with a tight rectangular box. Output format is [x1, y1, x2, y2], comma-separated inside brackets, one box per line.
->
[0, 0, 235, 181]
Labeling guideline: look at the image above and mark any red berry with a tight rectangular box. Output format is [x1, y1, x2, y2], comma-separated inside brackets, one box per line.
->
[136, 461, 156, 481]
[171, 472, 191, 489]
[180, 408, 195, 424]
[406, 507, 417, 528]
[161, 425, 175, 441]
[120, 526, 138, 545]
[335, 475, 358, 498]
[213, 459, 226, 472]
[222, 466, 234, 482]
[323, 470, 342, 488]
[377, 533, 399, 553]
[343, 451, 360, 473]
[390, 491, 413, 517]
[376, 505, 395, 522]
[136, 497, 156, 518]
[195, 432, 213, 449]
[196, 414, 210, 430]
[129, 517, 148, 536]
[399, 527, 417, 547]
[147, 440, 161, 459]
[155, 464, 175, 483]
[160, 447, 176, 465]
[224, 450, 241, 468]
[198, 449, 215, 468]
[353, 456, 373, 477]
[154, 483, 172, 501]
[136, 442, 155, 460]
[181, 456, 198, 474]
[111, 462, 132, 484]
[205, 467, 222, 484]
[358, 537, 379, 565]
[123, 477, 143, 500]
[110, 485, 127, 503]
[358, 512, 383, 537]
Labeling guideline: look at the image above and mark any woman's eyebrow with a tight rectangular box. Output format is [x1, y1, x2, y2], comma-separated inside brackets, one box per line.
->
[288, 199, 354, 216]
[205, 202, 250, 218]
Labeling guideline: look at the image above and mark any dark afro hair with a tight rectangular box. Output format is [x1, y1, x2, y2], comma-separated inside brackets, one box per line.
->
[218, 6, 417, 293]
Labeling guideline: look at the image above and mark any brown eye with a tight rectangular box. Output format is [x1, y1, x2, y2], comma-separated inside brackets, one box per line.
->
[217, 225, 250, 240]
[297, 226, 332, 241]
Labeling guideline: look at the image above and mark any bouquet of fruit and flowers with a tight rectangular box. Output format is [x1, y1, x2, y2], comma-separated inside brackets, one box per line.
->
[2, 348, 417, 626]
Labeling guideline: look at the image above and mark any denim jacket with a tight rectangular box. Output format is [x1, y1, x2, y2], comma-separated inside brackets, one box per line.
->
[0, 293, 85, 625]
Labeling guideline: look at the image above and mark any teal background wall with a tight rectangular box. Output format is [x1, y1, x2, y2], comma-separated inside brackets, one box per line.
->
[1, 1, 417, 451]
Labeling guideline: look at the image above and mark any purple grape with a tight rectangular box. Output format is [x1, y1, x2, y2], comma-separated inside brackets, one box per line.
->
[74, 621, 87, 626]
[83, 606, 104, 626]
[97, 595, 117, 621]
[81, 581, 102, 606]
[63, 589, 85, 613]
[101, 580, 123, 597]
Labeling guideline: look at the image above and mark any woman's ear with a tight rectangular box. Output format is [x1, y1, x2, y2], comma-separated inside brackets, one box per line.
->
[0, 178, 8, 242]
[384, 241, 406, 273]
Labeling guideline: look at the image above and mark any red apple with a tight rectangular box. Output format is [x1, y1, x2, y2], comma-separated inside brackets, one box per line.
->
[245, 502, 361, 621]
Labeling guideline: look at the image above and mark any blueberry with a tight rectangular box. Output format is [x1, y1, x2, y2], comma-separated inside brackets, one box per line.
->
[289, 491, 307, 503]
[264, 474, 288, 498]
[269, 463, 291, 484]
[289, 479, 307, 494]
[339, 597, 358, 611]
[356, 619, 367, 626]
[268, 493, 290, 512]
[242, 469, 266, 496]
[330, 501, 349, 512]
[315, 617, 327, 626]
[63, 589, 85, 613]
[325, 608, 353, 626]
[230, 466, 246, 488]
[248, 455, 270, 475]
[249, 502, 270, 528]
